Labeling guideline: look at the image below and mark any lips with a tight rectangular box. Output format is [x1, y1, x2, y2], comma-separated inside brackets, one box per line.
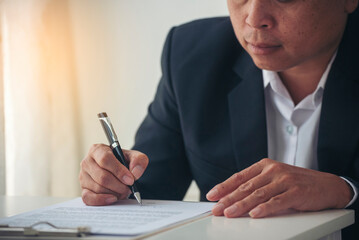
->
[246, 42, 281, 55]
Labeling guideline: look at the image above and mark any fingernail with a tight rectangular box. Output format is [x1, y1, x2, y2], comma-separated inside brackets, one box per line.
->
[122, 174, 134, 185]
[225, 205, 238, 216]
[131, 165, 144, 180]
[207, 188, 218, 199]
[249, 207, 262, 218]
[212, 203, 225, 215]
[105, 196, 117, 204]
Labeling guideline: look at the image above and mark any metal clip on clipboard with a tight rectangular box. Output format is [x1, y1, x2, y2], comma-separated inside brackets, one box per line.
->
[0, 221, 91, 238]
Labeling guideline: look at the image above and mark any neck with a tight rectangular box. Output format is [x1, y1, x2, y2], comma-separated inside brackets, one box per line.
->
[278, 52, 335, 105]
[278, 67, 323, 105]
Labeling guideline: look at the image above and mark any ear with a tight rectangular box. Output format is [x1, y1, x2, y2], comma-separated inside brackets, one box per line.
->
[344, 0, 358, 14]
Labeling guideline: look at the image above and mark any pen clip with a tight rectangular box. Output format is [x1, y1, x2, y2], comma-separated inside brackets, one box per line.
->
[98, 112, 118, 144]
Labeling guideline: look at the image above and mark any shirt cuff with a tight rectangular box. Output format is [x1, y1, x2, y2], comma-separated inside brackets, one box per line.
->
[340, 176, 358, 208]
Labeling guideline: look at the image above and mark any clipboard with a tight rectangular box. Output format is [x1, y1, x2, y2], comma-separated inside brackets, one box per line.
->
[0, 198, 215, 239]
[0, 221, 91, 238]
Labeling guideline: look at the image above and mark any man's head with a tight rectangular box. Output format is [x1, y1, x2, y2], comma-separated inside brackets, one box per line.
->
[227, 0, 358, 72]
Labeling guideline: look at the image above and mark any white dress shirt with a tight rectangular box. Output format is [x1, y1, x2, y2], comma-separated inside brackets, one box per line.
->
[262, 53, 356, 240]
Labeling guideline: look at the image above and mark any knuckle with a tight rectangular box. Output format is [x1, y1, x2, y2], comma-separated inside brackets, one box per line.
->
[238, 200, 248, 209]
[260, 158, 272, 165]
[239, 181, 254, 192]
[259, 158, 268, 164]
[78, 171, 84, 183]
[278, 174, 288, 183]
[97, 151, 113, 167]
[98, 173, 111, 186]
[80, 158, 87, 169]
[80, 159, 84, 168]
[89, 144, 110, 158]
[233, 172, 244, 183]
[290, 185, 303, 197]
[257, 203, 272, 216]
[221, 195, 234, 206]
[278, 173, 295, 184]
[253, 188, 266, 200]
[265, 162, 283, 174]
[114, 164, 128, 178]
[291, 185, 300, 193]
[270, 196, 283, 205]
[89, 144, 101, 154]
[218, 196, 234, 206]
[93, 183, 103, 193]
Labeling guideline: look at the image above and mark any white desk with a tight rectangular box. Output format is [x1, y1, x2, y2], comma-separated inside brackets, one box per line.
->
[0, 196, 354, 240]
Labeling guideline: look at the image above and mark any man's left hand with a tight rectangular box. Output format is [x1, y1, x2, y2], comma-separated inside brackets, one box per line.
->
[206, 158, 353, 218]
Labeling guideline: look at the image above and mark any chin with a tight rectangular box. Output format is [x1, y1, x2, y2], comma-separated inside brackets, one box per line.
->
[253, 61, 283, 72]
[251, 56, 294, 72]
[247, 49, 295, 71]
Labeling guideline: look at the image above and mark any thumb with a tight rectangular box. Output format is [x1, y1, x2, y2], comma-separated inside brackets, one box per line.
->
[123, 149, 149, 180]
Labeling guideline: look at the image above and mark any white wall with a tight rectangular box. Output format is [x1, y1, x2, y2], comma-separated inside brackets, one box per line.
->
[70, 0, 229, 151]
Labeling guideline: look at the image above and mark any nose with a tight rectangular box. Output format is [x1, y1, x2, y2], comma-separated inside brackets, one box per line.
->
[245, 0, 274, 29]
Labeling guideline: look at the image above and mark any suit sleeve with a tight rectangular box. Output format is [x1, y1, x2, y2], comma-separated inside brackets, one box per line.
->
[342, 147, 359, 239]
[131, 27, 192, 200]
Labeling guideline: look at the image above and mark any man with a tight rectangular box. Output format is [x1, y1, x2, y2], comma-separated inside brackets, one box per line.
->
[79, 0, 359, 238]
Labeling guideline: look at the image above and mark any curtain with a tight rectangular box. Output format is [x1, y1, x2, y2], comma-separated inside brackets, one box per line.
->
[2, 0, 81, 197]
[0, 0, 5, 195]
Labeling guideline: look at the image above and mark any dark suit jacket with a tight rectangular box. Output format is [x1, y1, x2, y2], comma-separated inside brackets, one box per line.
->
[133, 10, 359, 239]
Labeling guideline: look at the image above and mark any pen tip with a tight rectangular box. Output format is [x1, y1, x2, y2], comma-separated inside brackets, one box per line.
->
[134, 192, 142, 205]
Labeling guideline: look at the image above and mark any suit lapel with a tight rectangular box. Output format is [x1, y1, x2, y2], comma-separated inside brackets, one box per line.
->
[228, 51, 268, 171]
[317, 52, 359, 175]
[317, 16, 359, 174]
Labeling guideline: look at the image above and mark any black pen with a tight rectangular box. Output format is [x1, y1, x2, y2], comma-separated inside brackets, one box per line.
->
[97, 112, 142, 205]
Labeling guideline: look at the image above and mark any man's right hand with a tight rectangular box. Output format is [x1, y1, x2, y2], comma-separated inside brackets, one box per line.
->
[79, 144, 149, 206]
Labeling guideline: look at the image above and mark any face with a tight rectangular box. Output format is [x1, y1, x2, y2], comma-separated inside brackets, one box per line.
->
[227, 0, 358, 72]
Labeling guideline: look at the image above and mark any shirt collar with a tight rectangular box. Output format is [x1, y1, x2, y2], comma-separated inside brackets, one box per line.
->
[263, 51, 337, 108]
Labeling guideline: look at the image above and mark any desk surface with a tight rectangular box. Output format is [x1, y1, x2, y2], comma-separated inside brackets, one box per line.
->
[0, 196, 354, 240]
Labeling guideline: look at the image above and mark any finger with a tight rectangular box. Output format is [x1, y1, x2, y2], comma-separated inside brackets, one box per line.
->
[82, 188, 119, 206]
[84, 156, 131, 194]
[212, 174, 270, 216]
[207, 159, 268, 201]
[123, 149, 149, 180]
[248, 191, 294, 218]
[80, 170, 131, 198]
[89, 144, 134, 185]
[223, 182, 286, 218]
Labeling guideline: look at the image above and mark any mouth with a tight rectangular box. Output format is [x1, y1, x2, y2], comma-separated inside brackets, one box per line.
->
[246, 42, 281, 55]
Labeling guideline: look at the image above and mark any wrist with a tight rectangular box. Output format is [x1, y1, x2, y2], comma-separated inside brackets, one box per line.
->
[336, 176, 354, 208]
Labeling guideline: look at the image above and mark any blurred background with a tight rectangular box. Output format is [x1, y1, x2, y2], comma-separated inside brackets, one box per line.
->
[0, 0, 228, 200]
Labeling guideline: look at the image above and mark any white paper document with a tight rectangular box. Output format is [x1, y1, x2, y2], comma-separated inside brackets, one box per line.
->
[0, 197, 215, 236]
